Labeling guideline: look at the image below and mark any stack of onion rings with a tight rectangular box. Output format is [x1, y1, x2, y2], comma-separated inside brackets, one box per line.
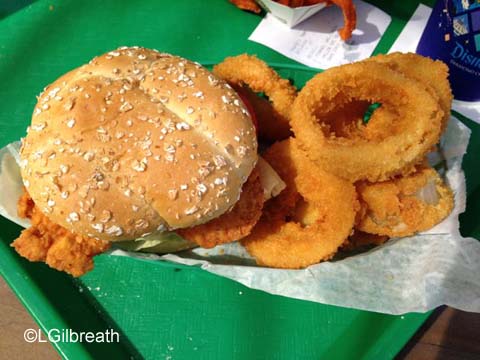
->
[188, 53, 455, 269]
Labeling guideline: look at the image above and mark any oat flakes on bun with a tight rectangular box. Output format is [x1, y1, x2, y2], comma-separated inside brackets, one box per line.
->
[13, 46, 274, 276]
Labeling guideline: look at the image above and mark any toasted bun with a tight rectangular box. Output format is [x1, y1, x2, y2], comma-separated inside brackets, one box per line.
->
[20, 47, 257, 241]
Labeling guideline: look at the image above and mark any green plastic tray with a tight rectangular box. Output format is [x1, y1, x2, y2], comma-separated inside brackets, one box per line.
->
[1, 0, 479, 359]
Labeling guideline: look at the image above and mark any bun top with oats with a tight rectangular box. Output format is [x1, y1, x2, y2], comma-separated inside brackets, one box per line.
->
[20, 46, 258, 241]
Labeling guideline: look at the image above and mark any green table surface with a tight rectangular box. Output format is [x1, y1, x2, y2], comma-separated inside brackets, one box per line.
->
[1, 0, 479, 359]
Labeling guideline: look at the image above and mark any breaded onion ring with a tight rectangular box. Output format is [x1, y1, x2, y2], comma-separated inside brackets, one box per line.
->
[355, 165, 454, 238]
[366, 52, 452, 132]
[241, 139, 358, 269]
[291, 61, 444, 182]
[178, 167, 264, 249]
[213, 54, 296, 141]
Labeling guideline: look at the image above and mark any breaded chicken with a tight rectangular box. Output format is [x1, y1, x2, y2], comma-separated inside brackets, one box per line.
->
[178, 167, 264, 248]
[12, 190, 110, 277]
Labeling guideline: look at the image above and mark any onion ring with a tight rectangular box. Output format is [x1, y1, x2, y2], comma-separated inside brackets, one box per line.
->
[366, 52, 452, 132]
[355, 165, 454, 238]
[213, 54, 296, 141]
[241, 138, 358, 269]
[178, 166, 264, 249]
[291, 61, 444, 182]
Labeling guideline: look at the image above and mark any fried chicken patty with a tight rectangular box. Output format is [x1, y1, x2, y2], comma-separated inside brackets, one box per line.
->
[12, 190, 110, 277]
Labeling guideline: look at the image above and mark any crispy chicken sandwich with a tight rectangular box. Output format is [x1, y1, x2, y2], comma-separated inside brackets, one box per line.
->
[13, 47, 284, 276]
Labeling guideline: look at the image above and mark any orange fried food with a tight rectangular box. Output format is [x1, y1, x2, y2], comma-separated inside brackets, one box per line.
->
[229, 0, 261, 13]
[178, 167, 264, 249]
[356, 165, 454, 238]
[242, 139, 359, 268]
[12, 191, 110, 277]
[326, 0, 357, 41]
[291, 60, 444, 182]
[366, 52, 452, 132]
[213, 54, 296, 141]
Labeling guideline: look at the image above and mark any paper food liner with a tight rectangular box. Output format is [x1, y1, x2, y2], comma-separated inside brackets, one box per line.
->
[1, 117, 480, 315]
[256, 0, 327, 27]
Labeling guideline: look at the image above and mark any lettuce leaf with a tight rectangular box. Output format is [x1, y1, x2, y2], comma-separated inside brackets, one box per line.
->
[115, 231, 196, 254]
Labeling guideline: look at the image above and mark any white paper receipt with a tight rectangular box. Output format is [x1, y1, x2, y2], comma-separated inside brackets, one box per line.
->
[249, 0, 391, 69]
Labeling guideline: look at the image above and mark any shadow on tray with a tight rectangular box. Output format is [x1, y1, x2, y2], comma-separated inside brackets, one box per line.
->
[0, 0, 37, 20]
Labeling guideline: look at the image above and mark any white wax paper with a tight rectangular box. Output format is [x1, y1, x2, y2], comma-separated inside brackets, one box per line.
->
[1, 117, 479, 315]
